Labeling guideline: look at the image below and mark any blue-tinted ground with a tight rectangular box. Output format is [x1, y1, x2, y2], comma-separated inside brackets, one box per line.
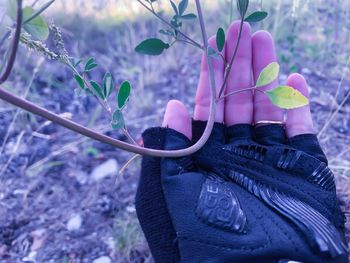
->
[0, 1, 349, 262]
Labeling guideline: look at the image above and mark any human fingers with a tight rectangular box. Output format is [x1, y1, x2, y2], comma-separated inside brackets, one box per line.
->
[225, 21, 254, 126]
[252, 31, 284, 124]
[194, 36, 225, 123]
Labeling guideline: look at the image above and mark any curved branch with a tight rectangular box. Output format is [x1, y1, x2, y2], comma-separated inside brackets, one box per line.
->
[0, 83, 216, 157]
[0, 0, 217, 158]
[0, 0, 22, 84]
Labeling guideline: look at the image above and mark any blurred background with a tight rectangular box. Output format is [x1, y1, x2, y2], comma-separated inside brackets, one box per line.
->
[0, 0, 349, 262]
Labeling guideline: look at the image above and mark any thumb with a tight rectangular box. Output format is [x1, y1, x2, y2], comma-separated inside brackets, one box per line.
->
[162, 100, 192, 140]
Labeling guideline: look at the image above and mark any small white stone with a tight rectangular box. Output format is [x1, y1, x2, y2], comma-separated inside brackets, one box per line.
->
[93, 256, 112, 263]
[67, 214, 82, 231]
[90, 159, 119, 181]
[126, 204, 136, 213]
[75, 170, 88, 184]
[22, 251, 37, 262]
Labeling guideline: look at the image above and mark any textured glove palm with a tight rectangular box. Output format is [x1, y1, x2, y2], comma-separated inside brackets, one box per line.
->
[135, 121, 348, 263]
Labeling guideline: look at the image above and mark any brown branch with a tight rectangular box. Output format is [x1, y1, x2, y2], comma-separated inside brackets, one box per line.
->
[0, 0, 22, 84]
[218, 86, 265, 101]
[0, 0, 217, 158]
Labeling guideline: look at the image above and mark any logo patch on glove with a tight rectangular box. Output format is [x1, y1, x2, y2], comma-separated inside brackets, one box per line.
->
[196, 174, 246, 232]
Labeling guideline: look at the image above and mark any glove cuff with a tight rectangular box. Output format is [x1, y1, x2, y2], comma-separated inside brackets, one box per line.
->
[136, 126, 180, 263]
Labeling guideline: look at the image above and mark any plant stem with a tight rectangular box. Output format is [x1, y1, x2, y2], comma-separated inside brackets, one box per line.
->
[218, 86, 264, 101]
[123, 127, 139, 145]
[193, 0, 217, 144]
[0, 57, 43, 155]
[149, 1, 155, 12]
[0, 85, 216, 157]
[0, 0, 216, 157]
[66, 61, 112, 116]
[136, 0, 203, 50]
[24, 0, 55, 24]
[118, 154, 141, 175]
[0, 0, 22, 84]
[318, 88, 350, 139]
[318, 54, 350, 138]
[218, 18, 244, 99]
[56, 53, 134, 144]
[176, 39, 199, 48]
[219, 53, 227, 68]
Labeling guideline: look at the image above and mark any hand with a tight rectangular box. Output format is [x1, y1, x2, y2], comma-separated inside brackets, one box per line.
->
[135, 21, 348, 263]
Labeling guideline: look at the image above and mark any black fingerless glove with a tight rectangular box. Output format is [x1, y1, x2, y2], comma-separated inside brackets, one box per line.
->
[135, 121, 348, 263]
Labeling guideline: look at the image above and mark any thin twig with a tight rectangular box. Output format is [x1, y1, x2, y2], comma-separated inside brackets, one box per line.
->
[318, 89, 350, 138]
[24, 0, 55, 24]
[31, 0, 41, 7]
[0, 131, 25, 177]
[218, 18, 244, 99]
[67, 62, 113, 116]
[27, 114, 158, 175]
[0, 0, 22, 84]
[0, 57, 43, 155]
[122, 127, 139, 145]
[176, 39, 201, 48]
[218, 86, 265, 101]
[318, 54, 350, 137]
[136, 0, 203, 50]
[118, 154, 141, 175]
[26, 136, 88, 174]
[329, 146, 350, 164]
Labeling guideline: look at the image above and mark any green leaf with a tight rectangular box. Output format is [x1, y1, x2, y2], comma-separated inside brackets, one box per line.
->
[86, 63, 98, 71]
[256, 62, 279, 87]
[89, 81, 105, 100]
[85, 58, 94, 67]
[74, 74, 85, 89]
[244, 11, 268, 22]
[170, 15, 182, 28]
[158, 29, 175, 36]
[134, 38, 170, 56]
[22, 6, 49, 40]
[103, 72, 114, 98]
[84, 58, 98, 71]
[237, 0, 249, 18]
[170, 0, 178, 15]
[216, 27, 225, 52]
[111, 109, 125, 130]
[207, 47, 220, 60]
[118, 81, 131, 108]
[265, 86, 309, 109]
[23, 0, 55, 24]
[181, 13, 197, 20]
[178, 0, 188, 15]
